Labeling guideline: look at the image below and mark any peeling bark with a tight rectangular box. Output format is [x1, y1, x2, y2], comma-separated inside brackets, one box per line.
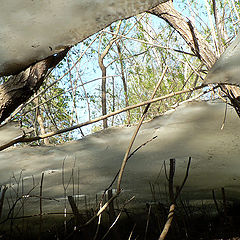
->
[0, 47, 70, 124]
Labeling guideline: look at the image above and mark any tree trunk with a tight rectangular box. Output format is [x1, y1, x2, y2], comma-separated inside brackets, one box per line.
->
[0, 47, 70, 124]
[99, 60, 108, 129]
[148, 1, 240, 117]
[149, 1, 217, 69]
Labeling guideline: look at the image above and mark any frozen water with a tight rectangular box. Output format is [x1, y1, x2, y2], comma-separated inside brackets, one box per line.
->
[0, 101, 240, 214]
[206, 33, 240, 86]
[0, 0, 167, 76]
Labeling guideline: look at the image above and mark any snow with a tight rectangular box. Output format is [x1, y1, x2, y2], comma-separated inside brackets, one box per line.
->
[0, 0, 167, 76]
[1, 101, 240, 214]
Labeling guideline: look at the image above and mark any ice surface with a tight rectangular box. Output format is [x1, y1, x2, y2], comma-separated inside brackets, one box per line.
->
[0, 122, 24, 148]
[206, 33, 240, 86]
[1, 101, 240, 213]
[0, 0, 166, 76]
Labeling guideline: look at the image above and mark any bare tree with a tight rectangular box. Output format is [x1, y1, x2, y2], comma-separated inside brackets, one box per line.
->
[98, 22, 121, 129]
[148, 1, 240, 116]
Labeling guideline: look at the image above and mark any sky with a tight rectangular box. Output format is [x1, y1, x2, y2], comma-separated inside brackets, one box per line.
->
[47, 0, 239, 140]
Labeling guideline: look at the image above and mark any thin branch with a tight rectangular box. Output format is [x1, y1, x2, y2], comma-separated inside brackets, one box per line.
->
[19, 74, 121, 117]
[93, 202, 103, 240]
[168, 159, 175, 203]
[81, 193, 121, 228]
[204, 0, 219, 56]
[158, 158, 176, 240]
[104, 136, 158, 200]
[158, 204, 175, 240]
[0, 186, 8, 219]
[101, 196, 135, 240]
[0, 84, 210, 151]
[212, 189, 220, 215]
[144, 204, 152, 240]
[103, 30, 195, 56]
[158, 157, 191, 240]
[116, 66, 168, 193]
[128, 223, 136, 240]
[221, 100, 228, 130]
[39, 172, 44, 237]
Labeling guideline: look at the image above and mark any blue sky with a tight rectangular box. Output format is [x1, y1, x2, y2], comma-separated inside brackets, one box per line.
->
[49, 0, 238, 139]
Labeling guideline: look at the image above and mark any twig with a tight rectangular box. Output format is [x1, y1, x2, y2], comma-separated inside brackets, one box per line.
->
[103, 136, 158, 195]
[158, 159, 176, 240]
[81, 193, 120, 228]
[212, 189, 220, 215]
[62, 156, 76, 233]
[108, 189, 116, 224]
[144, 204, 152, 240]
[0, 84, 208, 151]
[158, 157, 191, 240]
[117, 66, 168, 193]
[100, 196, 135, 240]
[128, 223, 136, 240]
[0, 186, 8, 219]
[163, 161, 169, 181]
[39, 172, 44, 237]
[0, 194, 58, 224]
[103, 30, 195, 56]
[93, 202, 102, 240]
[174, 157, 191, 201]
[168, 159, 175, 203]
[158, 204, 175, 240]
[221, 187, 228, 218]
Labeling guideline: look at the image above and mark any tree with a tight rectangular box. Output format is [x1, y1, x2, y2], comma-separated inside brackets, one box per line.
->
[148, 0, 240, 117]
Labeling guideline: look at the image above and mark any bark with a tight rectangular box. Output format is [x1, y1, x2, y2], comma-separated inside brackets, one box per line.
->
[148, 1, 217, 69]
[148, 1, 240, 117]
[0, 47, 70, 124]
